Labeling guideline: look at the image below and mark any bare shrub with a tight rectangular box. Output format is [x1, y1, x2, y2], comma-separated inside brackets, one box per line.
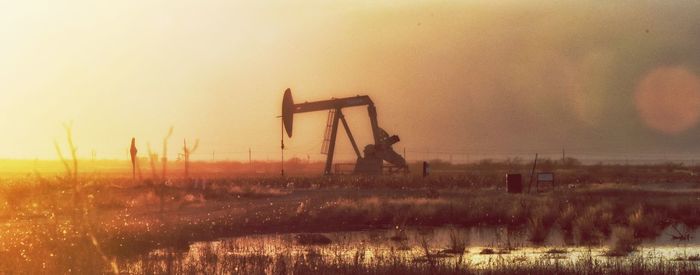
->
[443, 227, 468, 254]
[628, 206, 664, 238]
[573, 202, 613, 245]
[606, 226, 639, 256]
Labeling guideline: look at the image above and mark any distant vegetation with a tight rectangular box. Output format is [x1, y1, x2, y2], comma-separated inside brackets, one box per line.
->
[0, 146, 699, 273]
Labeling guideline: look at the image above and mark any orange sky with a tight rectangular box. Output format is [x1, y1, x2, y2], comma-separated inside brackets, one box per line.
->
[1, 1, 700, 161]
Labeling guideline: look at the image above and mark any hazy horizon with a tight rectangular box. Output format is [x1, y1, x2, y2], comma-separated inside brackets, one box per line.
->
[2, 0, 700, 161]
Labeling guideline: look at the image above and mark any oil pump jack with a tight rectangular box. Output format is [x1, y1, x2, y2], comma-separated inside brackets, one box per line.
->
[282, 88, 408, 175]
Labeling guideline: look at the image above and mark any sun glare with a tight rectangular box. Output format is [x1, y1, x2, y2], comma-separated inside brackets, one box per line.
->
[634, 66, 700, 135]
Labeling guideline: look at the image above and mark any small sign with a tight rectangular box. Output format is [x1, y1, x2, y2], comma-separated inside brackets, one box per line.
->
[537, 173, 554, 182]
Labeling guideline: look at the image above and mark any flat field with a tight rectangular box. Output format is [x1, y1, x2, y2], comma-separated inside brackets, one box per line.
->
[1, 162, 699, 274]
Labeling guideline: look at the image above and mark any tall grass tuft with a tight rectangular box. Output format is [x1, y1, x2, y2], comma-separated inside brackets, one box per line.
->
[606, 226, 639, 256]
[147, 143, 158, 182]
[444, 227, 468, 254]
[573, 202, 613, 245]
[161, 126, 173, 180]
[182, 138, 199, 179]
[628, 205, 664, 238]
[52, 123, 119, 274]
[527, 204, 555, 244]
[158, 127, 173, 214]
[54, 123, 80, 215]
[129, 137, 138, 182]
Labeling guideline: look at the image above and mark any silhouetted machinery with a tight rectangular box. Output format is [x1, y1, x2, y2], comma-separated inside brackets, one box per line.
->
[282, 88, 408, 175]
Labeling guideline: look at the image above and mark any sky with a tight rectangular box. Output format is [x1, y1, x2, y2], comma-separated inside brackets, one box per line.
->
[1, 0, 700, 161]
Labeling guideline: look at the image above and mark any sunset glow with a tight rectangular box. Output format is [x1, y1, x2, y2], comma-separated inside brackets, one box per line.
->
[3, 2, 700, 274]
[1, 1, 699, 162]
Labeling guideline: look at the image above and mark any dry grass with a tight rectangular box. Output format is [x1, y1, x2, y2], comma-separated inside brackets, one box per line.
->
[443, 227, 468, 254]
[605, 227, 639, 257]
[0, 168, 699, 273]
[295, 233, 332, 245]
[572, 202, 613, 245]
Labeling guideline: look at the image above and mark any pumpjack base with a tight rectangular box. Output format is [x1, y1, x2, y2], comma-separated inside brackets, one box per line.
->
[352, 157, 409, 175]
[353, 157, 383, 175]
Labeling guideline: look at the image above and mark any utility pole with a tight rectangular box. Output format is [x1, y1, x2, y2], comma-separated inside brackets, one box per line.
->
[212, 150, 215, 161]
[280, 118, 285, 177]
[249, 147, 252, 165]
[528, 153, 539, 194]
[562, 147, 566, 162]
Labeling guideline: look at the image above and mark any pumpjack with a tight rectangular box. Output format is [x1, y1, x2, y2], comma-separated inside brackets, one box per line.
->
[282, 88, 408, 175]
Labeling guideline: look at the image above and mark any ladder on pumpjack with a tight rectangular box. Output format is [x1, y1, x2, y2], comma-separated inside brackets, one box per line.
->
[321, 109, 336, 155]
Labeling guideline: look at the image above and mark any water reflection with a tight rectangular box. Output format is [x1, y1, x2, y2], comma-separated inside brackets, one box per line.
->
[120, 226, 700, 273]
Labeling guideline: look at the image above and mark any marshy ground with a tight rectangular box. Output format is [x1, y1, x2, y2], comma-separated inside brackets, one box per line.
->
[1, 162, 700, 274]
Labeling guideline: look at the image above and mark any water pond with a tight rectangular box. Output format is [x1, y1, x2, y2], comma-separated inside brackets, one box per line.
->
[120, 225, 700, 272]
